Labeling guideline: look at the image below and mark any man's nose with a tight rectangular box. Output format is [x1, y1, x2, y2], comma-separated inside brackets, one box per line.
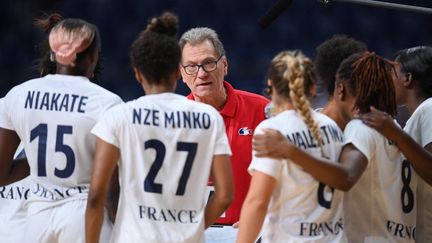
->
[196, 66, 209, 78]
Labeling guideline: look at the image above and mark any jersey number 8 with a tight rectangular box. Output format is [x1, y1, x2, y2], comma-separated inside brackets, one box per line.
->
[318, 182, 334, 209]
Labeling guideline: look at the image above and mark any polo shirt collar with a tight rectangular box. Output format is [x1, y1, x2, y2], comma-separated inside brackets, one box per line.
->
[219, 81, 237, 118]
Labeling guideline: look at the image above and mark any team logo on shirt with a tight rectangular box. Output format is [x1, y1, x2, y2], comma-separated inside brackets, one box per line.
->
[238, 127, 253, 136]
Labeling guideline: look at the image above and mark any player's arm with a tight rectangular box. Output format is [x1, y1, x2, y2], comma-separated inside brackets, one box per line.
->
[105, 166, 119, 223]
[359, 106, 432, 185]
[86, 137, 119, 243]
[236, 171, 275, 243]
[253, 129, 367, 191]
[0, 127, 29, 185]
[204, 154, 233, 228]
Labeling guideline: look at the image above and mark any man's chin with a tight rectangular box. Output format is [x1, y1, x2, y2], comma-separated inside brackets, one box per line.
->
[194, 87, 213, 97]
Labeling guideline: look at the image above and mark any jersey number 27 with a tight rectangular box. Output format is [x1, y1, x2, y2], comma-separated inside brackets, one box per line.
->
[144, 139, 197, 196]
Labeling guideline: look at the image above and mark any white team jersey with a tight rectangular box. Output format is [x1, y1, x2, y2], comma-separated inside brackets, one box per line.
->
[404, 97, 432, 243]
[0, 177, 30, 241]
[344, 119, 417, 243]
[0, 139, 31, 241]
[249, 110, 346, 243]
[0, 74, 122, 214]
[91, 93, 231, 243]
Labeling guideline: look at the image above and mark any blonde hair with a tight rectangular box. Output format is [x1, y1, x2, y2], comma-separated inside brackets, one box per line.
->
[268, 51, 325, 155]
[49, 20, 95, 66]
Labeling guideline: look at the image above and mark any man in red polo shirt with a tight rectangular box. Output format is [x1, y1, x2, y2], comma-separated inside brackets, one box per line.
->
[179, 27, 269, 242]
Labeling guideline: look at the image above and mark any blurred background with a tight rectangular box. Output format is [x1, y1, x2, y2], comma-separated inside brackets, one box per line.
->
[1, 0, 432, 116]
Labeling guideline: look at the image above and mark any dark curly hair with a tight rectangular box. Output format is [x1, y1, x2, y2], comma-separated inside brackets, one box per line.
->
[129, 12, 180, 86]
[315, 35, 368, 96]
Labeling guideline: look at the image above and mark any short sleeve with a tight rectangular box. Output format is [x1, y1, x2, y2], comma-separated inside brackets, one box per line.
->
[91, 104, 123, 148]
[343, 119, 377, 161]
[213, 111, 232, 156]
[97, 95, 123, 120]
[0, 92, 15, 130]
[418, 105, 432, 147]
[248, 121, 283, 179]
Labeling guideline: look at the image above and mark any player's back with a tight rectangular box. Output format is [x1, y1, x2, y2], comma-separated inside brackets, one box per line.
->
[103, 93, 228, 243]
[250, 110, 346, 242]
[344, 119, 417, 242]
[1, 74, 122, 213]
[404, 97, 432, 243]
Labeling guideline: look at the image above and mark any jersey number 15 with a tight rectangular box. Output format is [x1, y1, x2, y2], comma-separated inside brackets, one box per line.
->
[30, 123, 75, 178]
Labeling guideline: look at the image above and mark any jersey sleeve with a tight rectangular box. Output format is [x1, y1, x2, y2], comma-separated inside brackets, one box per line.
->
[0, 90, 16, 130]
[213, 111, 232, 156]
[343, 119, 377, 161]
[418, 104, 432, 147]
[96, 94, 123, 120]
[91, 104, 122, 148]
[248, 121, 282, 179]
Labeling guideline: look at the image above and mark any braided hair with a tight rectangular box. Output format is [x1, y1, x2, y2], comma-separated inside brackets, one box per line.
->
[267, 50, 325, 154]
[337, 52, 397, 116]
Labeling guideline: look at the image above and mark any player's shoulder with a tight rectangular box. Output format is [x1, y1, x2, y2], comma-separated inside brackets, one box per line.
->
[107, 100, 128, 112]
[77, 83, 122, 111]
[254, 112, 285, 132]
[313, 111, 341, 129]
[344, 118, 380, 140]
[84, 81, 120, 99]
[6, 76, 45, 94]
[417, 97, 432, 116]
[345, 118, 367, 131]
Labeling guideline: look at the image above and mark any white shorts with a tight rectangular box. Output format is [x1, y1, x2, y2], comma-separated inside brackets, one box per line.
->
[22, 199, 112, 243]
[205, 225, 262, 243]
[0, 217, 27, 243]
[205, 225, 238, 243]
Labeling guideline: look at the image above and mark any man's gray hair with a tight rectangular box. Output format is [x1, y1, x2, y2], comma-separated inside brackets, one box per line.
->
[179, 27, 226, 57]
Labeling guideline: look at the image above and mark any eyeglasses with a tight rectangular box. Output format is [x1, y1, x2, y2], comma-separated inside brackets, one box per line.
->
[181, 55, 224, 75]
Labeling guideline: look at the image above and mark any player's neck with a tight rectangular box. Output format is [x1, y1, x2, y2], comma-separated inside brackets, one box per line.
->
[322, 98, 348, 130]
[56, 65, 91, 78]
[272, 97, 294, 115]
[405, 90, 429, 115]
[143, 84, 176, 95]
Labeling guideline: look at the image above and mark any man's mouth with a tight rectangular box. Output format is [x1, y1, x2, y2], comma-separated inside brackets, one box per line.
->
[197, 82, 212, 87]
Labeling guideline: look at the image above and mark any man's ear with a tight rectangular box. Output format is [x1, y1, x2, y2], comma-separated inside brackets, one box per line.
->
[222, 57, 228, 76]
[179, 65, 187, 83]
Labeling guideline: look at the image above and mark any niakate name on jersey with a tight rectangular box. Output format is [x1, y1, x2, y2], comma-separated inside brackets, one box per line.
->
[24, 91, 88, 113]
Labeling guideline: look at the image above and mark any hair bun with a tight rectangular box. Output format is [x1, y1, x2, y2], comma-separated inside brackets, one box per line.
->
[146, 12, 178, 37]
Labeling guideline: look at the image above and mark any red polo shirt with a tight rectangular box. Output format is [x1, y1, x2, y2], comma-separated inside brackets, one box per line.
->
[187, 81, 269, 224]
